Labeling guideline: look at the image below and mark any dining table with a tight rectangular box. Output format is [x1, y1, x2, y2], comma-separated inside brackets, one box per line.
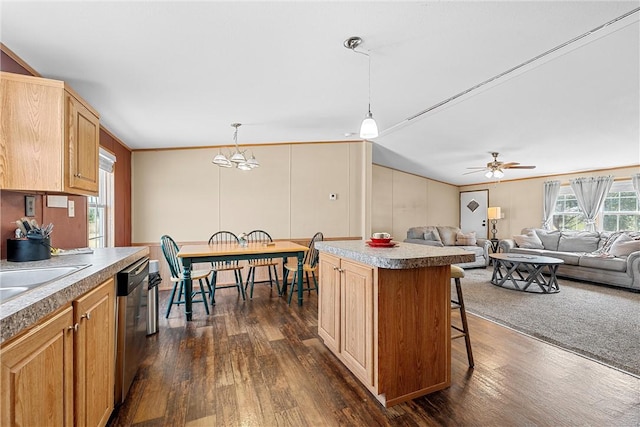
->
[177, 240, 309, 320]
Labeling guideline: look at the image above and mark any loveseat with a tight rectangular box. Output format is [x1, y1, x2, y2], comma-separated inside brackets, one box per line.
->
[404, 226, 490, 269]
[498, 228, 640, 291]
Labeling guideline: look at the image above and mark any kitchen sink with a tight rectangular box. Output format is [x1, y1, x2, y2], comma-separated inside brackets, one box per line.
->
[0, 265, 90, 302]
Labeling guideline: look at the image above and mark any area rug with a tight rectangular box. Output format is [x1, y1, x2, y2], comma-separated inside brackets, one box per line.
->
[456, 268, 640, 377]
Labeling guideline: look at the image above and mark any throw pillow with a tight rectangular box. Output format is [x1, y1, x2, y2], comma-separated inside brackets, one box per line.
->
[532, 229, 561, 250]
[558, 231, 600, 253]
[513, 231, 544, 249]
[456, 231, 477, 246]
[423, 228, 442, 242]
[436, 226, 461, 246]
[609, 233, 640, 257]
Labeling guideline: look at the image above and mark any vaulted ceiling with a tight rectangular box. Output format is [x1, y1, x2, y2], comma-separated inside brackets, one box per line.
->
[2, 1, 638, 185]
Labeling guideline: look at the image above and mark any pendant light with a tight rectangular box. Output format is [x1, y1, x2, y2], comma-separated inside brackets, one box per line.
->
[344, 36, 379, 139]
[212, 123, 260, 170]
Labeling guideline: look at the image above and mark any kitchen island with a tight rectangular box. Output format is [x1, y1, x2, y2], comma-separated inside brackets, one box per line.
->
[315, 240, 474, 407]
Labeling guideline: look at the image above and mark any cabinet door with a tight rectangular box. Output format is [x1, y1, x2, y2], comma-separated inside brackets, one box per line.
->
[0, 306, 74, 427]
[74, 277, 115, 427]
[340, 259, 374, 386]
[67, 92, 99, 194]
[318, 253, 341, 354]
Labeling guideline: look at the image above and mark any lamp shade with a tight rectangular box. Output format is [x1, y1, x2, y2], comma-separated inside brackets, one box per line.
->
[360, 111, 379, 139]
[487, 207, 502, 220]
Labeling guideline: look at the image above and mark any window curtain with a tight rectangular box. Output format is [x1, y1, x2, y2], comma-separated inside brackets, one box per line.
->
[542, 180, 561, 230]
[633, 173, 640, 202]
[569, 175, 614, 232]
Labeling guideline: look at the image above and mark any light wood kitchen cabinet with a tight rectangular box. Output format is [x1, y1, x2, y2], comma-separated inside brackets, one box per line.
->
[73, 277, 116, 427]
[318, 254, 375, 386]
[0, 71, 100, 195]
[0, 306, 75, 427]
[318, 252, 451, 407]
[0, 277, 116, 427]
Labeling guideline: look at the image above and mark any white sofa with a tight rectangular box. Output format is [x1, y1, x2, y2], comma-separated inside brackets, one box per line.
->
[498, 228, 640, 291]
[404, 226, 490, 269]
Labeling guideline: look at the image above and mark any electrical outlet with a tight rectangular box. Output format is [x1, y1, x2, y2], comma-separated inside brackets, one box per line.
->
[329, 193, 337, 200]
[68, 200, 75, 217]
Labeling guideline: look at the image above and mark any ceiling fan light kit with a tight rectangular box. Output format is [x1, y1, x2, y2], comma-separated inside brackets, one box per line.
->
[345, 36, 379, 139]
[212, 123, 259, 171]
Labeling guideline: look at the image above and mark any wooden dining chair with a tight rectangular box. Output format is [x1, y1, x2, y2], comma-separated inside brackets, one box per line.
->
[284, 232, 324, 305]
[208, 231, 246, 304]
[244, 230, 281, 298]
[160, 235, 213, 317]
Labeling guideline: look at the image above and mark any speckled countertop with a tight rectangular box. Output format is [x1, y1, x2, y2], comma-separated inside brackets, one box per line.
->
[1, 247, 149, 343]
[315, 240, 475, 269]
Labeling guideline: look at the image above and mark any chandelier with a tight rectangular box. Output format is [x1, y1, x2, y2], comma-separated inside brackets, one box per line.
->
[212, 123, 259, 170]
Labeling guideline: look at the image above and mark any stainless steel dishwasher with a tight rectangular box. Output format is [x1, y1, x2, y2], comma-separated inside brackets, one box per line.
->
[115, 257, 149, 405]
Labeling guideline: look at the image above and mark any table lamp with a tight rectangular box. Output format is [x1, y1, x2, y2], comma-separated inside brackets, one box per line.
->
[487, 207, 502, 239]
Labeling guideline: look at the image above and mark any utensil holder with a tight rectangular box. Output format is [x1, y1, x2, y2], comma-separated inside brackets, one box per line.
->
[7, 238, 51, 262]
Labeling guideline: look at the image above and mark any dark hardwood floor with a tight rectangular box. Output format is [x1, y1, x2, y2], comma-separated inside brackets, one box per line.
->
[108, 282, 640, 426]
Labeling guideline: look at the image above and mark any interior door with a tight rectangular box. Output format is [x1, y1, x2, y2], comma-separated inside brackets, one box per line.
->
[460, 190, 489, 238]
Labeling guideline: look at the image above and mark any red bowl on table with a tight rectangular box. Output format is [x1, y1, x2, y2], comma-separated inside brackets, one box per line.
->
[370, 237, 393, 244]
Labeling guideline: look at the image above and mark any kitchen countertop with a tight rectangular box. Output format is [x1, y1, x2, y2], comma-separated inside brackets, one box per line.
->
[0, 246, 149, 344]
[315, 240, 475, 269]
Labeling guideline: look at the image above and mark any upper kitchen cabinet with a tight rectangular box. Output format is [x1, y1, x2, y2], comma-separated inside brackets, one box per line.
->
[0, 72, 100, 195]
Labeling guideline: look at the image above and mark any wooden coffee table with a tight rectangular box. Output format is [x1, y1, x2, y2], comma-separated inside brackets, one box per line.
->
[489, 253, 564, 294]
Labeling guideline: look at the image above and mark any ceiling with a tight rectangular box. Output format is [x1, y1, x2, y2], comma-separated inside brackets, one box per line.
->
[2, 1, 639, 186]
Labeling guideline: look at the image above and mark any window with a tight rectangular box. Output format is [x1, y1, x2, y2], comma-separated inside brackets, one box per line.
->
[552, 180, 639, 232]
[88, 149, 115, 248]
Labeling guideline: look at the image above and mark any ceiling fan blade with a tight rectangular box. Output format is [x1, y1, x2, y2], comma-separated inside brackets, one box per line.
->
[463, 169, 487, 175]
[501, 162, 520, 168]
[466, 167, 487, 170]
[506, 165, 536, 169]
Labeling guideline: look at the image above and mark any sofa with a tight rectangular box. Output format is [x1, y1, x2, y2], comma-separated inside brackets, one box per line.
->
[404, 226, 490, 269]
[498, 228, 640, 291]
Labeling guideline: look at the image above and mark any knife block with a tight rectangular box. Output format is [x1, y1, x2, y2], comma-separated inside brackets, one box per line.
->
[7, 238, 51, 262]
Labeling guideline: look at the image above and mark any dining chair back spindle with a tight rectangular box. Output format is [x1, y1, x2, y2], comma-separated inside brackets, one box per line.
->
[284, 231, 324, 305]
[160, 235, 213, 317]
[245, 230, 281, 298]
[208, 231, 246, 303]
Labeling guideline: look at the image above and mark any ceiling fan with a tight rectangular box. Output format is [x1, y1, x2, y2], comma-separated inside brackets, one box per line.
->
[464, 152, 536, 178]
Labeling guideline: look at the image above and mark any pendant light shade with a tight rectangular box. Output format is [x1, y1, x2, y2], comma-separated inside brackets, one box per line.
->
[360, 110, 378, 139]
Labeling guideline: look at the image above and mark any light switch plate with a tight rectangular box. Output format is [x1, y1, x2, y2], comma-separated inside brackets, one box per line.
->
[68, 200, 75, 217]
[25, 195, 35, 216]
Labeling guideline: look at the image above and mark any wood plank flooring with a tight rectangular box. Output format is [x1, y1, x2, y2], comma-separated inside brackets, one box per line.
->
[108, 282, 640, 426]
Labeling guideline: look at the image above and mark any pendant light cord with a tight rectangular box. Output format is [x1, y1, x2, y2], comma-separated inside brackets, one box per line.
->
[351, 48, 372, 114]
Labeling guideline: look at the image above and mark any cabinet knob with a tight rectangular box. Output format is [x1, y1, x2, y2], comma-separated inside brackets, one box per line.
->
[75, 173, 82, 178]
[81, 312, 91, 320]
[68, 323, 79, 332]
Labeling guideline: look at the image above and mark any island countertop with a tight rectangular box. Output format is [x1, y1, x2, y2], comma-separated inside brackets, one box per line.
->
[0, 246, 149, 343]
[315, 240, 475, 269]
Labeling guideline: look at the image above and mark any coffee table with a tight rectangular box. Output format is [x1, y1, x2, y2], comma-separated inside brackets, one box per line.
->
[489, 253, 564, 294]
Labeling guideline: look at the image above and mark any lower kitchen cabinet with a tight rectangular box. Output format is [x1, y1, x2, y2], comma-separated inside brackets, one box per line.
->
[1, 277, 116, 427]
[0, 306, 74, 426]
[74, 277, 116, 427]
[318, 253, 375, 386]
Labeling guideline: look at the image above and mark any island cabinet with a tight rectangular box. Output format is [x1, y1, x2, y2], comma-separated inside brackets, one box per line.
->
[316, 241, 473, 408]
[0, 71, 100, 196]
[0, 277, 116, 427]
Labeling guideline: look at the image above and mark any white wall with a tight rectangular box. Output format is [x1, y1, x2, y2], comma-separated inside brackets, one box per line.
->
[371, 165, 460, 240]
[459, 166, 639, 239]
[131, 141, 371, 243]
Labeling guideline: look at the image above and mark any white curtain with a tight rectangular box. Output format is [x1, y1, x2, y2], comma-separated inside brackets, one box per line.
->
[542, 180, 561, 230]
[569, 176, 614, 232]
[633, 173, 640, 202]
